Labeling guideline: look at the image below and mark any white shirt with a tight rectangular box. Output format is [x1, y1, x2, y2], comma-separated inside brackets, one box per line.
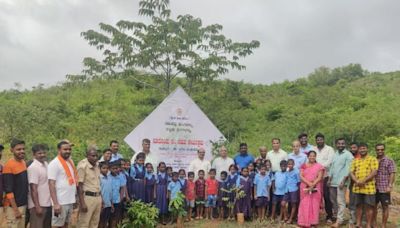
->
[266, 149, 288, 172]
[47, 157, 77, 205]
[212, 156, 234, 180]
[188, 158, 211, 179]
[28, 159, 51, 209]
[130, 151, 159, 169]
[315, 144, 335, 177]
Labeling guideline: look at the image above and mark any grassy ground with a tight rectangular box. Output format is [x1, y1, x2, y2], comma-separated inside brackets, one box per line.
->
[155, 207, 400, 228]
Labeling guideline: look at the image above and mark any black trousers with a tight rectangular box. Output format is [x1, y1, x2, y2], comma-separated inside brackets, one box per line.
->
[323, 177, 334, 220]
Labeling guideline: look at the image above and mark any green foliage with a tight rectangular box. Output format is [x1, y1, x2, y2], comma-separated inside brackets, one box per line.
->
[78, 0, 259, 93]
[0, 64, 400, 172]
[120, 200, 159, 228]
[221, 186, 246, 212]
[383, 137, 400, 183]
[168, 192, 187, 218]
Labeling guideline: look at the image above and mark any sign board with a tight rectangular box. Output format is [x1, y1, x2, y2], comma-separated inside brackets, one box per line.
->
[124, 86, 225, 170]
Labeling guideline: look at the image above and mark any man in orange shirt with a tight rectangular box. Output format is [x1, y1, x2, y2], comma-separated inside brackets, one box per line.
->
[3, 139, 29, 228]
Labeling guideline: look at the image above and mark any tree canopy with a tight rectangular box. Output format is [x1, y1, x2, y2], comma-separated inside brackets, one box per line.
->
[76, 0, 260, 93]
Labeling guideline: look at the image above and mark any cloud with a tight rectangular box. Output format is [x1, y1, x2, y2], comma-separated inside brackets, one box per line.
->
[0, 0, 399, 90]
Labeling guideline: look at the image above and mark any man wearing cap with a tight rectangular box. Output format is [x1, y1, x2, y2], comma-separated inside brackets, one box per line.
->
[48, 141, 77, 228]
[77, 146, 101, 228]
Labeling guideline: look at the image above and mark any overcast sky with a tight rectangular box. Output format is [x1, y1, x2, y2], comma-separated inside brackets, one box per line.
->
[1, 0, 399, 90]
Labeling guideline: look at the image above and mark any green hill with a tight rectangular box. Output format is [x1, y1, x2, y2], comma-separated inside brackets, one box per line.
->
[1, 64, 400, 164]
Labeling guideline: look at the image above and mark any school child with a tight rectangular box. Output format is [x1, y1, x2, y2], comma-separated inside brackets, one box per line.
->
[166, 166, 173, 182]
[109, 161, 123, 227]
[205, 169, 218, 220]
[118, 159, 129, 202]
[144, 163, 156, 204]
[271, 160, 288, 221]
[265, 159, 274, 217]
[168, 172, 182, 224]
[248, 162, 257, 180]
[185, 172, 196, 221]
[155, 162, 169, 225]
[265, 159, 273, 179]
[122, 158, 134, 199]
[253, 164, 271, 221]
[282, 159, 300, 224]
[99, 162, 113, 228]
[236, 167, 253, 220]
[130, 153, 146, 202]
[217, 171, 228, 220]
[178, 169, 187, 192]
[248, 162, 257, 218]
[195, 170, 206, 219]
[226, 164, 239, 220]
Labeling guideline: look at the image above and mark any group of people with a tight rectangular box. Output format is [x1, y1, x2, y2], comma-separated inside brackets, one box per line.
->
[0, 132, 395, 228]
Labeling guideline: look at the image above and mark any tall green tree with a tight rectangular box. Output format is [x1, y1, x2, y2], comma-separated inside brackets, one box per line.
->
[79, 0, 260, 93]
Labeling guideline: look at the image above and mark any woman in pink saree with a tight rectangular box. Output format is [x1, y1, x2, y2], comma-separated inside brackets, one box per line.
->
[298, 150, 324, 228]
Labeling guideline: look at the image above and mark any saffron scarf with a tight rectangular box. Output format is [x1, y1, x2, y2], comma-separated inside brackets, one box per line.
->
[57, 155, 78, 186]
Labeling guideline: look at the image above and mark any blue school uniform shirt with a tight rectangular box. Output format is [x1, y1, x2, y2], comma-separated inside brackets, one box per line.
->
[286, 168, 300, 192]
[288, 152, 308, 170]
[100, 173, 113, 208]
[168, 181, 182, 200]
[273, 171, 288, 195]
[156, 172, 167, 184]
[178, 177, 186, 191]
[145, 172, 155, 180]
[234, 153, 255, 170]
[130, 164, 144, 179]
[253, 173, 271, 197]
[111, 174, 122, 204]
[119, 171, 127, 186]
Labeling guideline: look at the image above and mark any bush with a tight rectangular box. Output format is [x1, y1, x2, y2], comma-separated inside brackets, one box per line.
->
[120, 200, 159, 228]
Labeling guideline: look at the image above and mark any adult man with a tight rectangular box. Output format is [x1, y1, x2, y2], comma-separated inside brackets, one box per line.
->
[28, 144, 52, 228]
[211, 146, 234, 180]
[348, 142, 359, 226]
[130, 138, 159, 168]
[266, 138, 287, 173]
[109, 140, 123, 162]
[188, 148, 211, 179]
[350, 143, 378, 228]
[288, 140, 307, 170]
[255, 146, 268, 166]
[48, 141, 77, 228]
[0, 144, 4, 225]
[234, 143, 255, 170]
[3, 139, 29, 228]
[298, 133, 314, 155]
[314, 133, 335, 224]
[373, 144, 396, 228]
[350, 142, 360, 158]
[328, 138, 353, 228]
[77, 146, 102, 228]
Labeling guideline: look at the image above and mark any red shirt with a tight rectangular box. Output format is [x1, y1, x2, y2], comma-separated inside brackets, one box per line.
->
[205, 178, 218, 195]
[195, 179, 205, 198]
[185, 180, 195, 200]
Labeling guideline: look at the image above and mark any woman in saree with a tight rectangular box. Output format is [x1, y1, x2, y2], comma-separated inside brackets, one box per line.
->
[297, 150, 324, 228]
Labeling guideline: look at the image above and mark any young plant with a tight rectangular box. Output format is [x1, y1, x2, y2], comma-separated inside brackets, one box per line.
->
[120, 200, 159, 228]
[169, 192, 187, 218]
[221, 186, 246, 213]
